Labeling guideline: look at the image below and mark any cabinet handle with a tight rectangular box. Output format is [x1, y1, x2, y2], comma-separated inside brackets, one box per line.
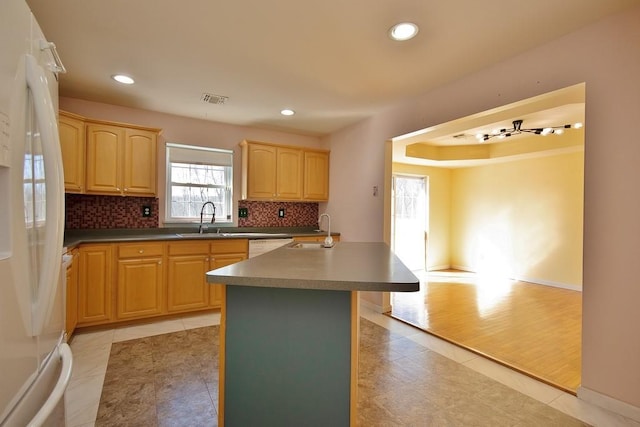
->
[158, 260, 162, 265]
[138, 249, 144, 254]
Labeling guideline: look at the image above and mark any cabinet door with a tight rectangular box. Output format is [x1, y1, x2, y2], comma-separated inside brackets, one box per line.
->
[58, 114, 85, 193]
[116, 257, 164, 319]
[65, 249, 79, 338]
[123, 128, 157, 196]
[246, 143, 277, 199]
[78, 245, 113, 325]
[276, 147, 303, 199]
[303, 150, 329, 201]
[209, 253, 247, 307]
[167, 254, 210, 312]
[86, 124, 124, 194]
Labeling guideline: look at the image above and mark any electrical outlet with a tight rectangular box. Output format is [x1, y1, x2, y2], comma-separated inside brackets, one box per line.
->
[278, 208, 285, 218]
[238, 207, 248, 218]
[142, 205, 152, 217]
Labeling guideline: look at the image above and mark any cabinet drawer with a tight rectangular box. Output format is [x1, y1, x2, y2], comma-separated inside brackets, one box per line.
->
[118, 242, 164, 258]
[211, 239, 248, 254]
[168, 241, 210, 256]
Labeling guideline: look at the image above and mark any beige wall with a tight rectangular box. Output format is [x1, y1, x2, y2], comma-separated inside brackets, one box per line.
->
[326, 4, 640, 410]
[392, 163, 451, 271]
[393, 149, 584, 289]
[450, 150, 584, 288]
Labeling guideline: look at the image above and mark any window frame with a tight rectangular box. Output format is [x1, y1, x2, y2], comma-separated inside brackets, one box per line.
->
[165, 142, 234, 224]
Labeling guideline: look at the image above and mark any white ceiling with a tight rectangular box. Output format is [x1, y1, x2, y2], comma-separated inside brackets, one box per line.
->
[26, 0, 639, 136]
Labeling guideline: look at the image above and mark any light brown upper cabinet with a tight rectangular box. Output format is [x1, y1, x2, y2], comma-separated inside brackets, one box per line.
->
[122, 127, 158, 196]
[241, 140, 329, 202]
[85, 123, 125, 195]
[58, 111, 85, 193]
[241, 141, 302, 200]
[303, 150, 329, 201]
[59, 111, 160, 197]
[86, 124, 158, 196]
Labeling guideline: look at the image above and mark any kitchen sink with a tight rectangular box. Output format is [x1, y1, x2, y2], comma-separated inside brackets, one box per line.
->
[175, 232, 289, 238]
[220, 232, 289, 237]
[287, 242, 334, 249]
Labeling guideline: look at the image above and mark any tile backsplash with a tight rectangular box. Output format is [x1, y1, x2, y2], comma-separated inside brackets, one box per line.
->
[65, 194, 159, 229]
[238, 201, 318, 228]
[65, 194, 319, 229]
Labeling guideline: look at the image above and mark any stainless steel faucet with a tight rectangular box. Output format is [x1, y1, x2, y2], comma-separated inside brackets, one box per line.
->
[199, 201, 216, 234]
[318, 213, 334, 247]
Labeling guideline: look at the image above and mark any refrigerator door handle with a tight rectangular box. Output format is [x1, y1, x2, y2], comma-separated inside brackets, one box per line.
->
[26, 343, 73, 427]
[24, 53, 65, 337]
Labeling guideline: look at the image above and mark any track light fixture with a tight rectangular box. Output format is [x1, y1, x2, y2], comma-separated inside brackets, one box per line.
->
[476, 119, 583, 142]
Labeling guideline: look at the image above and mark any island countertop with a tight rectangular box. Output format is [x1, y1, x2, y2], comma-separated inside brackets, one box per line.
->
[206, 241, 419, 292]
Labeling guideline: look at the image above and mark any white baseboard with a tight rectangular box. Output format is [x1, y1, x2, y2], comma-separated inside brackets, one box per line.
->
[427, 264, 451, 272]
[517, 276, 582, 292]
[360, 298, 391, 314]
[578, 386, 640, 423]
[447, 265, 582, 292]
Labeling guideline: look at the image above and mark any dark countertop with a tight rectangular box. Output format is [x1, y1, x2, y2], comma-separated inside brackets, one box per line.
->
[206, 241, 419, 292]
[63, 226, 339, 249]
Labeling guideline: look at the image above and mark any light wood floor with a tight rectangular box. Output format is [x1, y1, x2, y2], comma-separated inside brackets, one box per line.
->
[391, 270, 582, 393]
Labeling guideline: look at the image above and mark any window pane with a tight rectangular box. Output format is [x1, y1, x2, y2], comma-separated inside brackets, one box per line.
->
[166, 143, 233, 223]
[171, 163, 226, 185]
[170, 186, 228, 218]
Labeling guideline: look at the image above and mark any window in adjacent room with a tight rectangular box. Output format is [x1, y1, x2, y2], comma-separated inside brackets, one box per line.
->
[166, 143, 233, 223]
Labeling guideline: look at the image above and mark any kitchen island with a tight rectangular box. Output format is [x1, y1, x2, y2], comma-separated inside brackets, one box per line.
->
[206, 241, 419, 426]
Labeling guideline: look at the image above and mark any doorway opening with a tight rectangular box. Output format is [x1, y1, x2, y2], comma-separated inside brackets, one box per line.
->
[385, 83, 585, 393]
[391, 175, 428, 272]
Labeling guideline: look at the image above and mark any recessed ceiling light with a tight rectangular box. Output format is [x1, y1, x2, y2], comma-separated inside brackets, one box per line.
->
[280, 109, 295, 116]
[388, 22, 419, 41]
[112, 74, 135, 85]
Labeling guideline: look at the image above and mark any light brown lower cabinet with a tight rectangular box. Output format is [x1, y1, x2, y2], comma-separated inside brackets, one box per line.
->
[78, 244, 113, 326]
[116, 243, 165, 320]
[65, 249, 79, 339]
[209, 253, 246, 307]
[209, 239, 248, 307]
[167, 241, 211, 312]
[75, 239, 249, 328]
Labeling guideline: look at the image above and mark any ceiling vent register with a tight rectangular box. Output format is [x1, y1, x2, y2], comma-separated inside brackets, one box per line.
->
[201, 93, 229, 105]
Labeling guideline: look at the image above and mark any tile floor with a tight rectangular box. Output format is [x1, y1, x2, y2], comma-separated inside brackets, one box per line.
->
[97, 326, 219, 426]
[65, 308, 639, 426]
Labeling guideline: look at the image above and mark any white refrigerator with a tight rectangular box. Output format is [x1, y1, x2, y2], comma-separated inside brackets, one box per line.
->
[0, 0, 73, 425]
